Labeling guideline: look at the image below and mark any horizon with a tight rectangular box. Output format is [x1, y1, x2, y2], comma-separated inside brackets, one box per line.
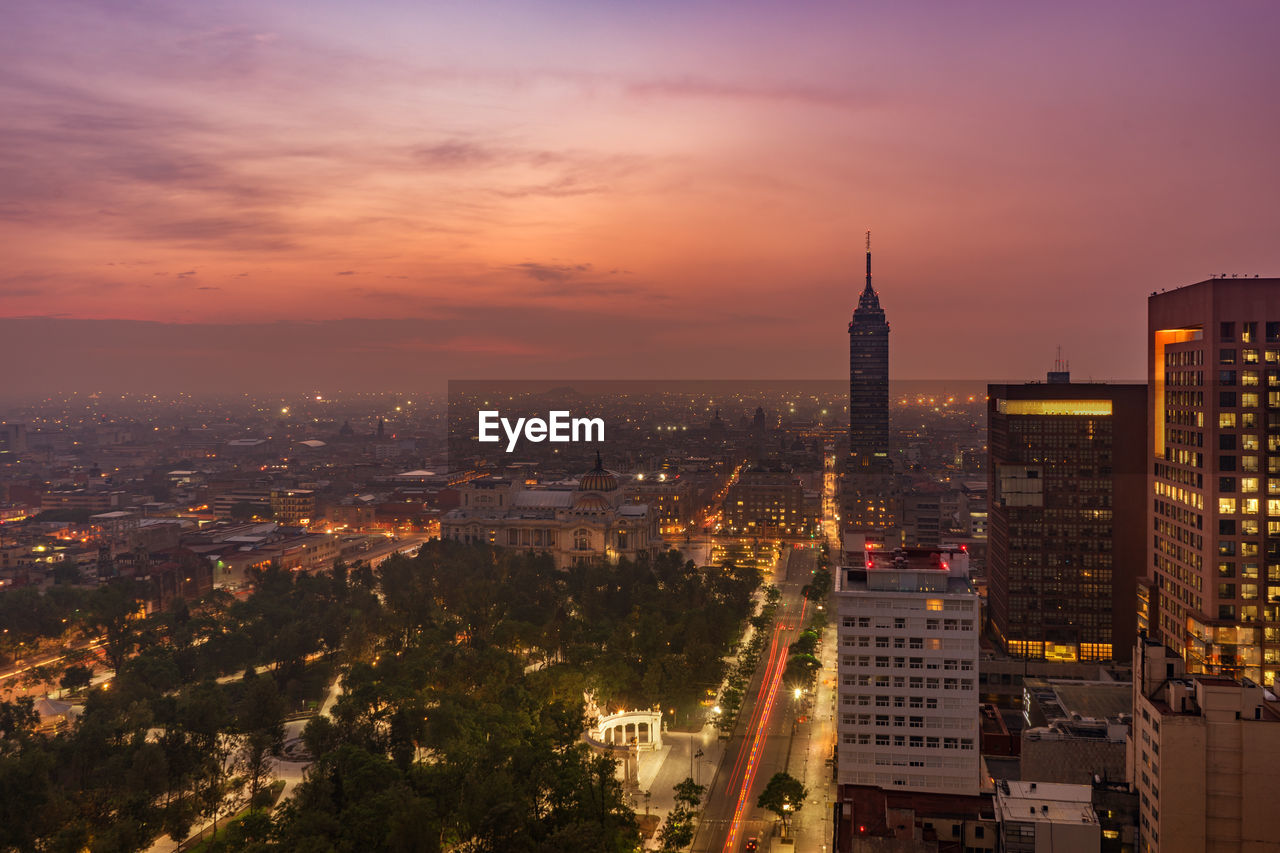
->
[5, 1, 1280, 392]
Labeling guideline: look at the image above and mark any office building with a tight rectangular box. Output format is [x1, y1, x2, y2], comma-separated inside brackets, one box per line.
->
[843, 234, 896, 533]
[1148, 278, 1280, 682]
[988, 377, 1146, 662]
[835, 545, 982, 795]
[1129, 635, 1280, 851]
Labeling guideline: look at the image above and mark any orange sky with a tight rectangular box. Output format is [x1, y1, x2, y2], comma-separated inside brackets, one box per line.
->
[3, 1, 1280, 392]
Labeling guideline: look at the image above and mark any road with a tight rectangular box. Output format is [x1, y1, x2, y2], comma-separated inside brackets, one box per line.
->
[691, 547, 817, 853]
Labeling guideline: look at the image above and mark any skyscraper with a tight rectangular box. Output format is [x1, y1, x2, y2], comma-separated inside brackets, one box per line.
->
[843, 234, 894, 532]
[987, 375, 1146, 662]
[1148, 277, 1280, 684]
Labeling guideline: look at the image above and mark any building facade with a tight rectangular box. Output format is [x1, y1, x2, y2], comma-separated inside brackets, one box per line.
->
[1148, 278, 1280, 683]
[440, 457, 661, 569]
[722, 465, 820, 539]
[843, 236, 896, 534]
[988, 378, 1147, 662]
[993, 781, 1102, 852]
[1129, 635, 1280, 852]
[835, 545, 982, 795]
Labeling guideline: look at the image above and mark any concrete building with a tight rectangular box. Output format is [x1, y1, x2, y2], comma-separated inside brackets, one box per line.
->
[1129, 635, 1280, 852]
[993, 780, 1101, 852]
[1148, 278, 1280, 683]
[988, 376, 1147, 662]
[836, 545, 982, 795]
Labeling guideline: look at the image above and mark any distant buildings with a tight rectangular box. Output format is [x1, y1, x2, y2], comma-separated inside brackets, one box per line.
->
[270, 488, 316, 526]
[440, 456, 661, 568]
[987, 375, 1147, 662]
[721, 465, 820, 539]
[1148, 278, 1280, 684]
[1130, 635, 1280, 851]
[835, 545, 982, 795]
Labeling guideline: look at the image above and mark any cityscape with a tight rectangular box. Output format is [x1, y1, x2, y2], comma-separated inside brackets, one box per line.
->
[4, 3, 1280, 853]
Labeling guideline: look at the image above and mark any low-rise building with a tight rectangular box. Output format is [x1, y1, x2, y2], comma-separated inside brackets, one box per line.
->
[993, 780, 1101, 852]
[1020, 678, 1131, 785]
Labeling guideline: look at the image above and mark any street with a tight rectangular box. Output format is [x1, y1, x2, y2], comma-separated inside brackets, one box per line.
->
[691, 546, 832, 853]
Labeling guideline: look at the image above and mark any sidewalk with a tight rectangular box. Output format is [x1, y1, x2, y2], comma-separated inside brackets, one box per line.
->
[785, 621, 837, 853]
[628, 721, 725, 850]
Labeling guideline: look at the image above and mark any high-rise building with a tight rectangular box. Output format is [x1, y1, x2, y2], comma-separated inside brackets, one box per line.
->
[987, 376, 1147, 662]
[1148, 278, 1280, 683]
[1129, 635, 1280, 851]
[843, 234, 895, 533]
[835, 545, 981, 795]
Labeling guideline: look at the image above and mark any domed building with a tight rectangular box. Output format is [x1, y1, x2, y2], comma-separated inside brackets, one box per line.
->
[441, 454, 661, 568]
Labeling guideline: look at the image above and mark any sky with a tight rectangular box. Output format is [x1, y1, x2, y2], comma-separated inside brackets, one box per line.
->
[2, 0, 1279, 394]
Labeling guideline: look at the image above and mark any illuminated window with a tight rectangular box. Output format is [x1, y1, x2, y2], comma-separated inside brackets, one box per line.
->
[1220, 498, 1238, 514]
[1220, 413, 1238, 428]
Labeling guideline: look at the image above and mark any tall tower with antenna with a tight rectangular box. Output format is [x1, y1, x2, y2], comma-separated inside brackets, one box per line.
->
[843, 231, 895, 534]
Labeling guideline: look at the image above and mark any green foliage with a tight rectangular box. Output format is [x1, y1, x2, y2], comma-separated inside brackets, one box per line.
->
[0, 540, 762, 852]
[658, 778, 704, 852]
[756, 771, 807, 829]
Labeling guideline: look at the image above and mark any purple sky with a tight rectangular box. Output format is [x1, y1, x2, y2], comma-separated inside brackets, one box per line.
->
[2, 0, 1279, 394]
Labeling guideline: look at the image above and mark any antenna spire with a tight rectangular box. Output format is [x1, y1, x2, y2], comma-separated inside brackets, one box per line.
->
[864, 230, 872, 292]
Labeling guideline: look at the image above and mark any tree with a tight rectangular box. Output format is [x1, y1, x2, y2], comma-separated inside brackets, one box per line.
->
[235, 668, 286, 811]
[756, 772, 806, 836]
[60, 663, 93, 693]
[229, 500, 259, 521]
[657, 777, 704, 851]
[673, 776, 705, 810]
[85, 579, 146, 674]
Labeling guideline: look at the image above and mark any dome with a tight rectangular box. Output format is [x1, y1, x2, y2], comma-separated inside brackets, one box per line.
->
[579, 452, 619, 492]
[575, 494, 612, 511]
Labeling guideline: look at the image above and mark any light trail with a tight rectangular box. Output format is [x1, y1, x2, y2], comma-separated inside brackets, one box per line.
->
[723, 624, 783, 804]
[724, 628, 789, 851]
[723, 593, 809, 852]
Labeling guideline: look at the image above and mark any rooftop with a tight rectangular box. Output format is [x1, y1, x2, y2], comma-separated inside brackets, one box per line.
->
[994, 781, 1098, 825]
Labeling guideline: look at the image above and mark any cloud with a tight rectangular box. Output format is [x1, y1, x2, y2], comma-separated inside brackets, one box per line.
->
[512, 262, 594, 283]
[336, 270, 356, 275]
